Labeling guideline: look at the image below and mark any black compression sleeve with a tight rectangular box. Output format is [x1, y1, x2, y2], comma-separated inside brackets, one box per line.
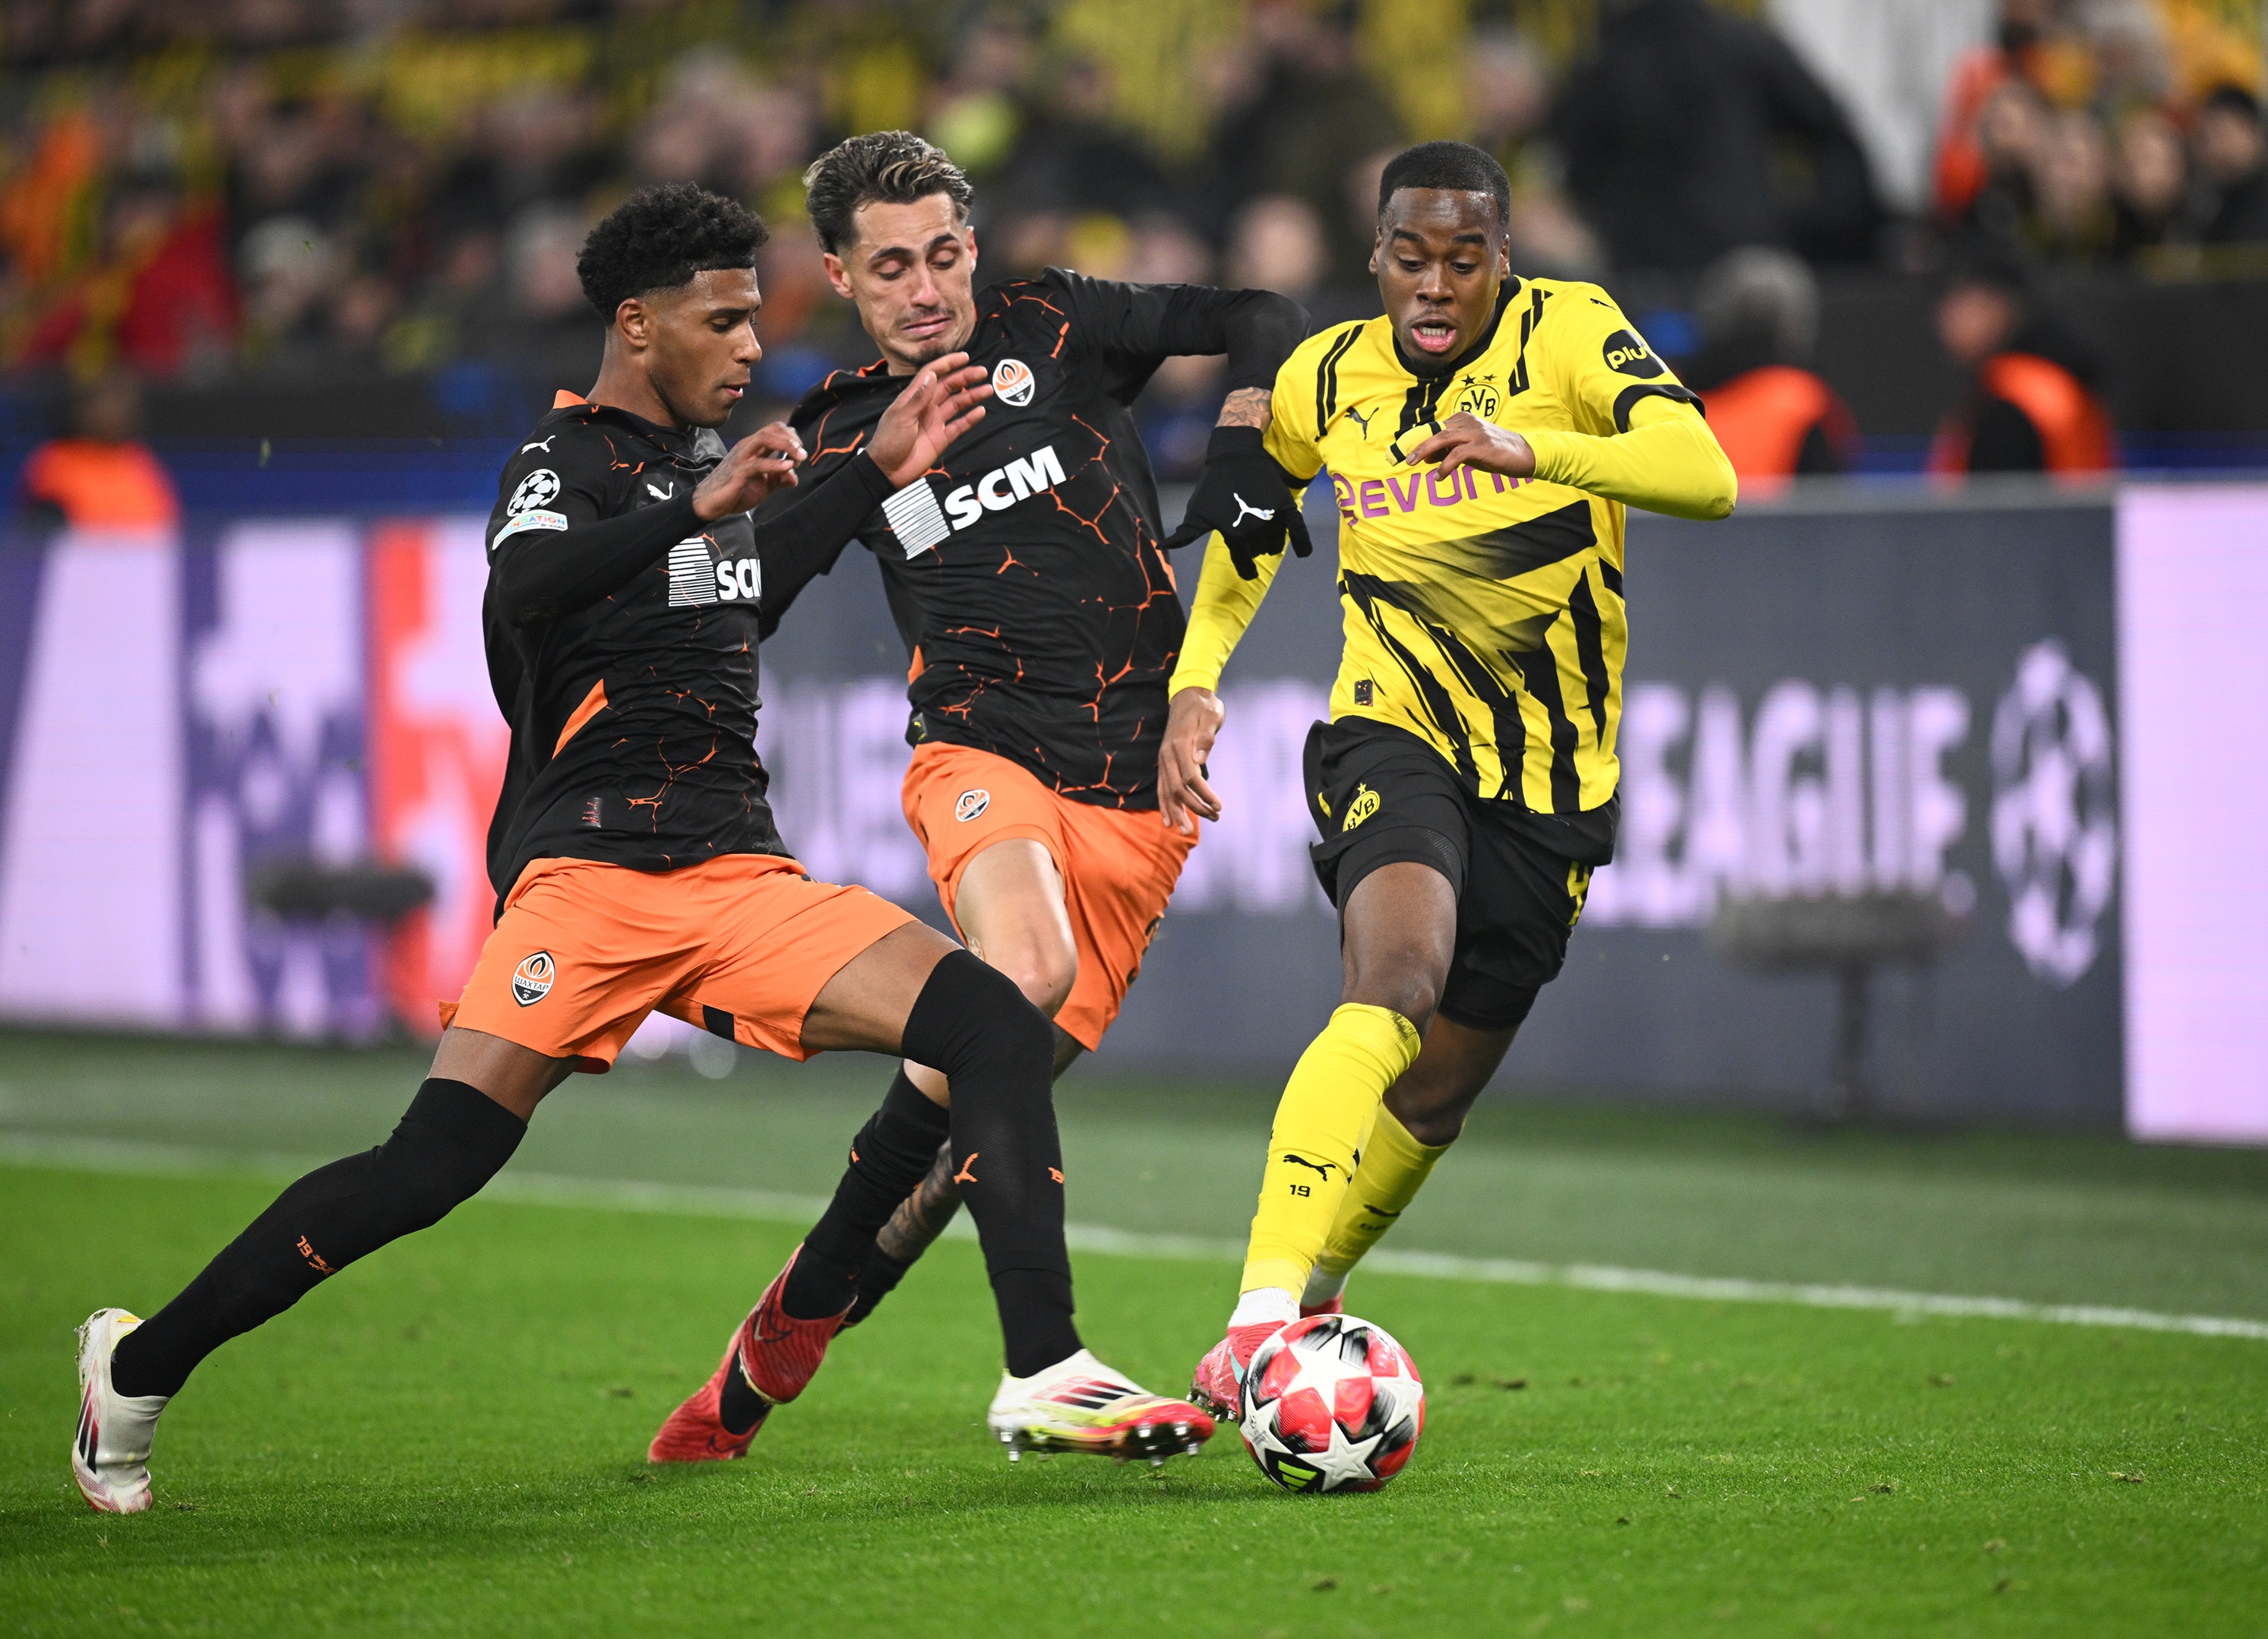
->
[754, 451, 892, 638]
[1055, 271, 1308, 394]
[1210, 286, 1311, 393]
[489, 492, 701, 625]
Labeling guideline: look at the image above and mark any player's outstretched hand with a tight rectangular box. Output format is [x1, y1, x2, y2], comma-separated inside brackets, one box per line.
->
[693, 422, 806, 520]
[1162, 426, 1310, 581]
[870, 353, 992, 488]
[1159, 685, 1226, 835]
[1402, 411, 1537, 481]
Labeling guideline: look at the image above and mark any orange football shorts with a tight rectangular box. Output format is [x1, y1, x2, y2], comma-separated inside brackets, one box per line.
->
[900, 741, 1195, 1051]
[441, 853, 915, 1072]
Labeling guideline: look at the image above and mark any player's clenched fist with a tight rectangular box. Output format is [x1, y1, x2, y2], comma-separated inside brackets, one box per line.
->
[1158, 685, 1226, 835]
[694, 422, 807, 520]
[1164, 426, 1311, 580]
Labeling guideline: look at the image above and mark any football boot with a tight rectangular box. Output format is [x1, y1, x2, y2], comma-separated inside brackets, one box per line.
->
[72, 1309, 169, 1514]
[1187, 1321, 1289, 1422]
[987, 1349, 1214, 1464]
[648, 1247, 849, 1463]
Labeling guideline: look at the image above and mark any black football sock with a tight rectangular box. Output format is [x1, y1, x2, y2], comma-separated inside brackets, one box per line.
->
[841, 1245, 915, 1329]
[716, 1350, 767, 1438]
[843, 1138, 962, 1328]
[897, 951, 1080, 1378]
[780, 1071, 951, 1322]
[109, 1080, 525, 1400]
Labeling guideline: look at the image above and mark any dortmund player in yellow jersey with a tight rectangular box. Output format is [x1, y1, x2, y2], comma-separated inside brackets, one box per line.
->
[1162, 142, 1738, 1419]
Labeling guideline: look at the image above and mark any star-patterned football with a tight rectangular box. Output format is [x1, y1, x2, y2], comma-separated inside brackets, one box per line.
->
[1238, 1313, 1425, 1493]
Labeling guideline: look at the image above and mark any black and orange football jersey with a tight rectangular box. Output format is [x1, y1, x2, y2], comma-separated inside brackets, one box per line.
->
[766, 269, 1302, 809]
[480, 394, 890, 910]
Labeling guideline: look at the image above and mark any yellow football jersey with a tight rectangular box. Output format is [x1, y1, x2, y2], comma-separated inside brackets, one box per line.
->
[1237, 278, 1724, 816]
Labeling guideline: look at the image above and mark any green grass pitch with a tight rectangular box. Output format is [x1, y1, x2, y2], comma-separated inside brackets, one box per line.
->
[2, 1032, 2263, 1636]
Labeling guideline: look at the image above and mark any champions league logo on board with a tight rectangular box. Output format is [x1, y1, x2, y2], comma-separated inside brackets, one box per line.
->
[1991, 641, 2117, 987]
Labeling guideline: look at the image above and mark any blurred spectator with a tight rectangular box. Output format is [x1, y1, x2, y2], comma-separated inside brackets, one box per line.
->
[2109, 107, 2189, 253]
[2190, 84, 2268, 243]
[1204, 1, 1404, 284]
[992, 52, 1166, 223]
[1928, 248, 2115, 480]
[1960, 78, 2052, 242]
[1463, 27, 1599, 277]
[1686, 246, 1858, 492]
[18, 371, 178, 531]
[15, 169, 236, 378]
[1552, 0, 1881, 271]
[925, 14, 1036, 178]
[6, 0, 2252, 407]
[2026, 108, 2116, 258]
[383, 228, 505, 373]
[1933, 0, 2092, 225]
[1224, 195, 1327, 304]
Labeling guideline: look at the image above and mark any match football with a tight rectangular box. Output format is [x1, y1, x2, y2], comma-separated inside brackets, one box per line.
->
[4, 2, 2265, 1635]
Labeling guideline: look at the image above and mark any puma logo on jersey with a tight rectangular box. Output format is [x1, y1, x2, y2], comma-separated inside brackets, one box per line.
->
[1280, 1153, 1336, 1178]
[1232, 494, 1276, 527]
[1346, 406, 1374, 436]
[647, 481, 672, 500]
[520, 436, 556, 453]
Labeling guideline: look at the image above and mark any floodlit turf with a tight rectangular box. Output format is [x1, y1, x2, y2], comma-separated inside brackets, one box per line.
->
[2, 1034, 2265, 1635]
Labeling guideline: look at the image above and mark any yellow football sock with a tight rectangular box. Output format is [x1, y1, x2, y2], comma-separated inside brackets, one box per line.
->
[1240, 1004, 1422, 1298]
[1314, 1105, 1450, 1284]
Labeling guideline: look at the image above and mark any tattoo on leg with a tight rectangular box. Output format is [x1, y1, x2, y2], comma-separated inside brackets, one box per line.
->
[875, 1141, 963, 1264]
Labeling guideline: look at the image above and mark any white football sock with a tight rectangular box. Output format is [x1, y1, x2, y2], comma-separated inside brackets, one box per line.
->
[1230, 1287, 1298, 1328]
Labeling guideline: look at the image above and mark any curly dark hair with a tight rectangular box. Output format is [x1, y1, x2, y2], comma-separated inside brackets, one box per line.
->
[803, 131, 973, 255]
[575, 182, 769, 317]
[1377, 141, 1511, 228]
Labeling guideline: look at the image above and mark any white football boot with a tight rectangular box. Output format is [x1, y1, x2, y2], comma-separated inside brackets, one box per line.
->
[985, 1348, 1215, 1465]
[73, 1308, 169, 1514]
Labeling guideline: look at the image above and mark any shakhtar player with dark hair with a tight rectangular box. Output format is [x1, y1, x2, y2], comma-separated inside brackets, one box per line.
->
[645, 132, 1313, 1462]
[71, 182, 1211, 1515]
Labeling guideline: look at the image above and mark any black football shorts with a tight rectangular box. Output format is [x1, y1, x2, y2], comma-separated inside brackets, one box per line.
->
[1302, 717, 1603, 1033]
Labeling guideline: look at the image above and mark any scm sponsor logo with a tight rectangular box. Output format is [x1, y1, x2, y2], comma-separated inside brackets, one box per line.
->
[941, 444, 1068, 531]
[713, 556, 763, 601]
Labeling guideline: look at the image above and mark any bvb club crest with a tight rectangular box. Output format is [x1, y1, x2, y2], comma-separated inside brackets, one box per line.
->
[1342, 783, 1381, 832]
[1454, 384, 1498, 418]
[511, 951, 555, 1006]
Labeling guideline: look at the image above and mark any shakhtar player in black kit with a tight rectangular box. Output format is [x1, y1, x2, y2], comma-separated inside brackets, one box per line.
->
[647, 133, 1311, 1461]
[71, 183, 1212, 1515]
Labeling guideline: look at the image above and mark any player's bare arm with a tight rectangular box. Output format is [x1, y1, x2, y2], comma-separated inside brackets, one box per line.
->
[1159, 686, 1225, 834]
[1217, 386, 1273, 429]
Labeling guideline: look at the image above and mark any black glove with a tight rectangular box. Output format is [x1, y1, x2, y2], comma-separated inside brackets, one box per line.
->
[1162, 426, 1311, 580]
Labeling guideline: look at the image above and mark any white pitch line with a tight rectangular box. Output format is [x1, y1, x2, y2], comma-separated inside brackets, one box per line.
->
[8, 1129, 2266, 1343]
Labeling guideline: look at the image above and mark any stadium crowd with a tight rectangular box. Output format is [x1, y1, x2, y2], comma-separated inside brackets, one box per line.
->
[0, 0, 2262, 484]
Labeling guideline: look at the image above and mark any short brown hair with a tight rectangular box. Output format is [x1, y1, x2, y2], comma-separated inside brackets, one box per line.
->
[803, 131, 973, 254]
